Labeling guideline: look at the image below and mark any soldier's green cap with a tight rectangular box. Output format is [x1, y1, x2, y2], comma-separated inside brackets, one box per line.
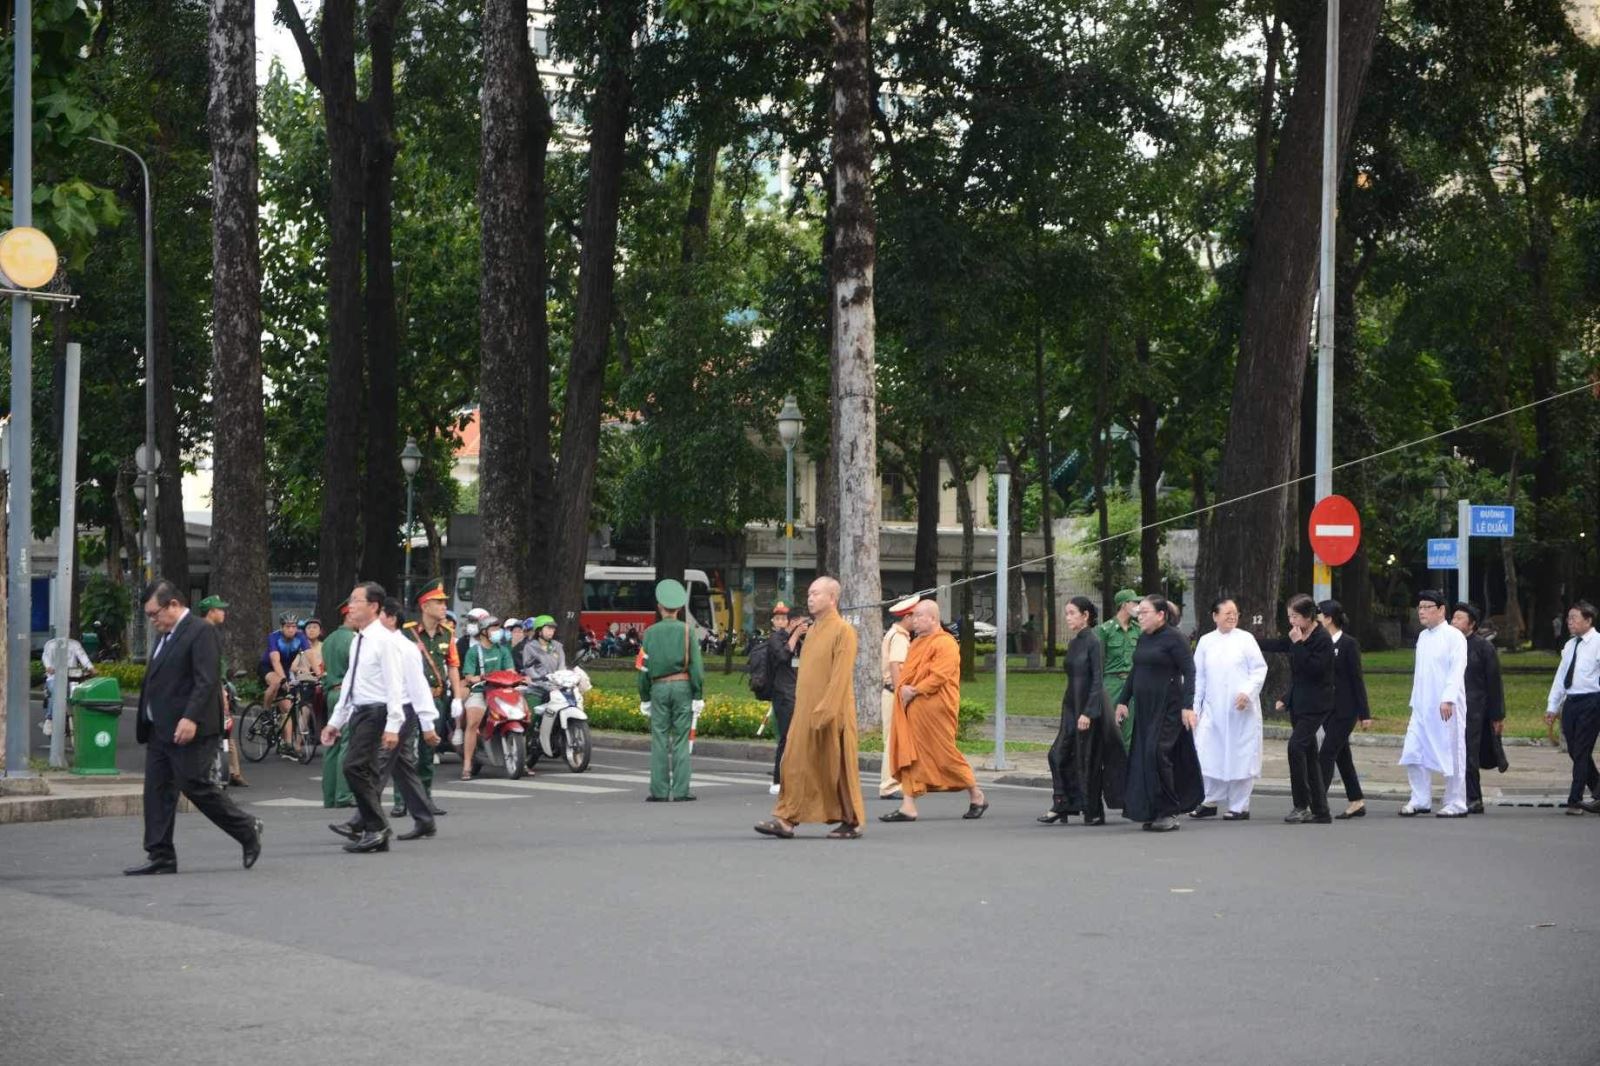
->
[197, 595, 228, 611]
[655, 579, 688, 610]
[1113, 589, 1141, 606]
[416, 579, 448, 605]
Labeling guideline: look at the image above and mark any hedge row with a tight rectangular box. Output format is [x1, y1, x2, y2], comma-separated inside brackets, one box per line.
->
[585, 684, 987, 742]
[30, 659, 147, 693]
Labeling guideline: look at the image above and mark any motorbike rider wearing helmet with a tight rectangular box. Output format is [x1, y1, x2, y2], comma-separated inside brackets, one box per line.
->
[459, 615, 515, 780]
[520, 616, 567, 702]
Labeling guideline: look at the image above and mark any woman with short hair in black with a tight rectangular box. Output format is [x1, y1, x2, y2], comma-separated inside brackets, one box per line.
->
[1041, 596, 1107, 826]
[1262, 594, 1336, 824]
[1315, 599, 1372, 818]
[1116, 595, 1202, 833]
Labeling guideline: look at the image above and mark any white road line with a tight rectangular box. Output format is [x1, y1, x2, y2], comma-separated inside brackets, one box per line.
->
[460, 779, 629, 794]
[424, 788, 523, 801]
[560, 772, 728, 787]
[251, 798, 325, 808]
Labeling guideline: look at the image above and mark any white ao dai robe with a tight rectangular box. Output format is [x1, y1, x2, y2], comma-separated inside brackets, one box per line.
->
[1193, 627, 1269, 783]
[1400, 622, 1468, 777]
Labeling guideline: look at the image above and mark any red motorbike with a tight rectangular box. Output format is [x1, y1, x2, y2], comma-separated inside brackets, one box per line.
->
[470, 669, 531, 779]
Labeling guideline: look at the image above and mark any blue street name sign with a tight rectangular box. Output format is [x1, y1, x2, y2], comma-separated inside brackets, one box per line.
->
[1469, 505, 1515, 538]
[1427, 538, 1460, 570]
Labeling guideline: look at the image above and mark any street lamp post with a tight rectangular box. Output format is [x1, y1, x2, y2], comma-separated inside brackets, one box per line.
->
[776, 395, 803, 604]
[401, 437, 423, 605]
[89, 138, 157, 598]
[1430, 471, 1450, 593]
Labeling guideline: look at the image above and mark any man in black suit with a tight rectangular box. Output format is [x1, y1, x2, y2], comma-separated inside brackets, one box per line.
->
[1452, 602, 1508, 813]
[125, 578, 263, 876]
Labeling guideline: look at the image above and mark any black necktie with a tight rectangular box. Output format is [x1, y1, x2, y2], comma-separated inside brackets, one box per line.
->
[343, 634, 365, 709]
[1565, 640, 1579, 690]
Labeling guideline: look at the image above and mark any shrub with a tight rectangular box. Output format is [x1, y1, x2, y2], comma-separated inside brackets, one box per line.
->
[586, 685, 772, 739]
[957, 699, 986, 740]
[96, 661, 147, 692]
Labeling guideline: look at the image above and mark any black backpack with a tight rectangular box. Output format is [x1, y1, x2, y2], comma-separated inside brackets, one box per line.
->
[747, 638, 774, 700]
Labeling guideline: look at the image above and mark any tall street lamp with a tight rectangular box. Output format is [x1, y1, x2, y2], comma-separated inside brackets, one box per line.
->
[1430, 471, 1450, 593]
[89, 138, 157, 592]
[776, 395, 803, 604]
[401, 437, 423, 605]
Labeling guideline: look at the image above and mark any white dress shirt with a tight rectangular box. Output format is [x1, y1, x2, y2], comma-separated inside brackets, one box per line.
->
[395, 628, 441, 732]
[330, 619, 410, 733]
[1547, 628, 1600, 715]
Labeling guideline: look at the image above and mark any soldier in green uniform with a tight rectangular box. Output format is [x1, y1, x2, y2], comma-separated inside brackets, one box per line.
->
[637, 579, 704, 802]
[320, 599, 358, 808]
[1097, 589, 1142, 749]
[392, 580, 460, 817]
[198, 595, 249, 788]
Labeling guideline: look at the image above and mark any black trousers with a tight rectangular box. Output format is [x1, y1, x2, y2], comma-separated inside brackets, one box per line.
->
[1287, 709, 1330, 816]
[1464, 704, 1487, 805]
[1097, 684, 1128, 809]
[143, 733, 257, 862]
[354, 706, 434, 831]
[771, 695, 794, 784]
[1318, 713, 1365, 803]
[341, 707, 393, 833]
[1561, 693, 1600, 806]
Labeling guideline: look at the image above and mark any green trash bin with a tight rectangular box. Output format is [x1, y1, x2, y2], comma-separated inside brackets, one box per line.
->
[69, 676, 124, 776]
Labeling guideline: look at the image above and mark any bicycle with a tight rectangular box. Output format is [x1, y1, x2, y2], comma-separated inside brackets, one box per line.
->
[238, 679, 320, 764]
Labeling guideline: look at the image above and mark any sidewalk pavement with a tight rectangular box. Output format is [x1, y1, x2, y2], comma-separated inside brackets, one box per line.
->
[0, 773, 191, 825]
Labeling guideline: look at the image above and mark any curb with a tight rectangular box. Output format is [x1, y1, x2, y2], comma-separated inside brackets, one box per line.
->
[595, 731, 888, 773]
[0, 775, 191, 825]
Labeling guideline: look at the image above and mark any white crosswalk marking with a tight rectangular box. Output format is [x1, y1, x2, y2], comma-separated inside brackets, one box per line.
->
[424, 788, 522, 801]
[252, 798, 325, 808]
[465, 779, 628, 795]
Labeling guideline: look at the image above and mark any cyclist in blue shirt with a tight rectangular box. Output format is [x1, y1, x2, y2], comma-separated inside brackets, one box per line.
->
[261, 613, 310, 749]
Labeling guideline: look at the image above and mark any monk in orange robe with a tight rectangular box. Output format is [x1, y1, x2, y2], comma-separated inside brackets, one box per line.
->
[881, 600, 989, 822]
[754, 577, 867, 839]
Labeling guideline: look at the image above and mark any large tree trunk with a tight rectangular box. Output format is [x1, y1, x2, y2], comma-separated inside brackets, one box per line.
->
[1195, 0, 1382, 625]
[1500, 450, 1526, 647]
[359, 0, 404, 594]
[829, 0, 883, 730]
[1036, 319, 1057, 666]
[477, 0, 550, 612]
[549, 0, 639, 647]
[912, 436, 940, 591]
[1134, 332, 1161, 594]
[950, 452, 975, 681]
[207, 0, 271, 673]
[1092, 330, 1115, 618]
[281, 0, 367, 619]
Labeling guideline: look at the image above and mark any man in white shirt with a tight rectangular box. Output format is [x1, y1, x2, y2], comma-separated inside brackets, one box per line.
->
[334, 597, 443, 842]
[1399, 590, 1470, 818]
[41, 632, 94, 735]
[1546, 600, 1600, 816]
[319, 581, 410, 853]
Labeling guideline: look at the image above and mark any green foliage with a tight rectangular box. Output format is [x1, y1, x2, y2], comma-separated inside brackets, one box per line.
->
[956, 699, 986, 742]
[79, 573, 129, 646]
[585, 685, 770, 738]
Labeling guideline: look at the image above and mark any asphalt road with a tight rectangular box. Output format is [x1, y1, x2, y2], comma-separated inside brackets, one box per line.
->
[3, 744, 1598, 1066]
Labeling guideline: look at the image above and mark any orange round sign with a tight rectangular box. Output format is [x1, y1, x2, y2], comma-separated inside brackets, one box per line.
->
[0, 227, 58, 289]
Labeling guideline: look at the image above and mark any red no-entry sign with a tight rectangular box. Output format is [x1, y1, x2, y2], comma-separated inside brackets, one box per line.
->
[1308, 495, 1362, 567]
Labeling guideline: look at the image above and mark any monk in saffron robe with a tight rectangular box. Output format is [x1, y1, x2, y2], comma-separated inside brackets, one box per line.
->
[754, 577, 867, 839]
[880, 600, 988, 822]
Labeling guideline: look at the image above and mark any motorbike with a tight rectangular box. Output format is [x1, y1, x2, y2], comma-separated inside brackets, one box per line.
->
[470, 669, 531, 779]
[527, 667, 593, 773]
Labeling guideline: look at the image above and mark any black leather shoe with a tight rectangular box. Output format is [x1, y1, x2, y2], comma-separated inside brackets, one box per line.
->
[390, 804, 407, 818]
[243, 819, 263, 869]
[1036, 810, 1065, 824]
[343, 829, 391, 853]
[328, 822, 362, 842]
[645, 795, 669, 803]
[1468, 800, 1485, 814]
[1082, 816, 1105, 826]
[1223, 810, 1250, 821]
[123, 857, 177, 876]
[1336, 803, 1366, 819]
[428, 803, 447, 816]
[1189, 805, 1218, 819]
[1309, 812, 1333, 824]
[673, 794, 698, 802]
[397, 823, 437, 841]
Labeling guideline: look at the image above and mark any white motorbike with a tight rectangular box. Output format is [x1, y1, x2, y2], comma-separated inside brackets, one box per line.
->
[528, 667, 593, 773]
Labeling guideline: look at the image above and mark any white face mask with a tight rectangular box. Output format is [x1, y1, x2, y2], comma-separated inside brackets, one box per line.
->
[466, 622, 480, 637]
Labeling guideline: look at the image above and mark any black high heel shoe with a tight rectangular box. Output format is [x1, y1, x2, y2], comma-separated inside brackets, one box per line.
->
[1037, 810, 1067, 824]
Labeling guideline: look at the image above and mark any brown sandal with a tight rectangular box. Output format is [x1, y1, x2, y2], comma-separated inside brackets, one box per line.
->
[753, 819, 794, 839]
[827, 824, 863, 839]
